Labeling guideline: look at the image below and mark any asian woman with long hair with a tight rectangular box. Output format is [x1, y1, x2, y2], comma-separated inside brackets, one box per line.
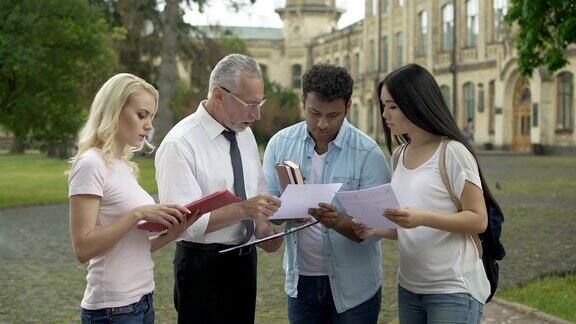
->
[352, 64, 502, 323]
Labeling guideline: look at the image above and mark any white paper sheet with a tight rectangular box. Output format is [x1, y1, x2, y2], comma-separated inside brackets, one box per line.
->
[270, 183, 343, 220]
[335, 184, 400, 229]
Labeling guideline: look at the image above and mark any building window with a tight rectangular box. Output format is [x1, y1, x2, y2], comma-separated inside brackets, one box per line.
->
[335, 57, 340, 66]
[354, 52, 361, 77]
[440, 85, 452, 115]
[397, 0, 403, 7]
[352, 104, 360, 127]
[466, 0, 479, 47]
[478, 83, 485, 113]
[367, 100, 374, 134]
[489, 80, 495, 134]
[395, 32, 403, 67]
[442, 4, 454, 51]
[418, 11, 428, 56]
[381, 36, 389, 72]
[382, 0, 389, 12]
[291, 64, 302, 88]
[557, 72, 574, 130]
[464, 82, 475, 121]
[370, 39, 377, 71]
[372, 0, 378, 16]
[493, 0, 508, 42]
[344, 54, 350, 71]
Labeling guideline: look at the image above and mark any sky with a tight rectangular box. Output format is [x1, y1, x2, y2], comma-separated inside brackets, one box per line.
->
[184, 0, 364, 30]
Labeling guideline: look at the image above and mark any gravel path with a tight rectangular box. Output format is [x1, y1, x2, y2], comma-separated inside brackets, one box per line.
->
[0, 203, 553, 323]
[2, 155, 574, 323]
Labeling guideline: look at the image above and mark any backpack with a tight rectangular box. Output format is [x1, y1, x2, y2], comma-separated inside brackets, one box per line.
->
[391, 138, 506, 303]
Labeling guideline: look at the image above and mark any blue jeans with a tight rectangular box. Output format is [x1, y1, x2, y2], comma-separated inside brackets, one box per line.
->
[80, 293, 154, 324]
[397, 285, 483, 324]
[287, 275, 381, 324]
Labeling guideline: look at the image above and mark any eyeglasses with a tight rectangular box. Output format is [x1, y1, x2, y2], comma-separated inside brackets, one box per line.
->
[220, 86, 267, 110]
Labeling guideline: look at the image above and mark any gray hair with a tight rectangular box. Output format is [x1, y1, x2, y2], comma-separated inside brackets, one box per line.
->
[207, 53, 262, 98]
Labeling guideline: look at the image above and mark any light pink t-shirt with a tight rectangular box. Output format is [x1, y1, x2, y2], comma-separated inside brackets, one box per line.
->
[68, 148, 155, 310]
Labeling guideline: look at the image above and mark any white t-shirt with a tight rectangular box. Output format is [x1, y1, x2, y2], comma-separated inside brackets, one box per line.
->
[68, 148, 155, 310]
[297, 150, 328, 276]
[392, 141, 490, 304]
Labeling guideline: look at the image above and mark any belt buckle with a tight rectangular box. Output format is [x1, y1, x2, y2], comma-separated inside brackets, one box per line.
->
[237, 245, 251, 256]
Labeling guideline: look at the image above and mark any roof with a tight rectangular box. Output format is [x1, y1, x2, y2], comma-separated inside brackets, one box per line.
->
[193, 26, 284, 40]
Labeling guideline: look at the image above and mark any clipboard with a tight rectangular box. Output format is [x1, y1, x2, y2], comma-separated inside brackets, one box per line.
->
[218, 220, 320, 254]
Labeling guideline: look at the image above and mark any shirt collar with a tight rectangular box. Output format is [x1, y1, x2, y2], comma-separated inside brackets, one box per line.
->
[301, 118, 351, 149]
[197, 101, 227, 141]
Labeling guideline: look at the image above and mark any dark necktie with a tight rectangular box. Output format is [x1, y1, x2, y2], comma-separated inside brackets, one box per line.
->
[222, 129, 255, 244]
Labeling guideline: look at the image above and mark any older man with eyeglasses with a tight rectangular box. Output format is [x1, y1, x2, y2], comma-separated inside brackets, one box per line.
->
[155, 53, 282, 324]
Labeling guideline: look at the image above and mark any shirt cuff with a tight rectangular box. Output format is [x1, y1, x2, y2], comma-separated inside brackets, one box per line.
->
[359, 234, 382, 246]
[186, 212, 210, 238]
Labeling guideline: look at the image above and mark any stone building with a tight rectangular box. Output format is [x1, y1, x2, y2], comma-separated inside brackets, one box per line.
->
[203, 0, 576, 153]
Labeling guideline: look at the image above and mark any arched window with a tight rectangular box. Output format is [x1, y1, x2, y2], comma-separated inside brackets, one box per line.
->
[442, 4, 454, 51]
[352, 104, 360, 127]
[466, 0, 479, 47]
[395, 32, 403, 67]
[291, 64, 302, 88]
[493, 0, 508, 42]
[488, 80, 496, 134]
[464, 82, 475, 121]
[370, 39, 377, 71]
[557, 72, 574, 130]
[380, 36, 389, 72]
[440, 85, 452, 115]
[367, 100, 374, 134]
[354, 52, 361, 77]
[418, 11, 428, 56]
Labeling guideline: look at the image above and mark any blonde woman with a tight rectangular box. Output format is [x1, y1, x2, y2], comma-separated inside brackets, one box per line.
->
[68, 73, 199, 324]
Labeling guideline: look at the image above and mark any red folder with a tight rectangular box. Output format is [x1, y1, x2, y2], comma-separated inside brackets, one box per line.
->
[137, 190, 241, 232]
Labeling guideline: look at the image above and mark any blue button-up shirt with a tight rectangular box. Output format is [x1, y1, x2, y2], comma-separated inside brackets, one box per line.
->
[263, 119, 391, 313]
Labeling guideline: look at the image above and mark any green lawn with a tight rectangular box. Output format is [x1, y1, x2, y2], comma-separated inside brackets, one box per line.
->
[500, 274, 576, 322]
[0, 154, 575, 323]
[0, 154, 157, 207]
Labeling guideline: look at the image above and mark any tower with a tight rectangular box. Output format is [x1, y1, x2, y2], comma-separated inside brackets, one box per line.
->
[276, 0, 344, 46]
[275, 0, 345, 89]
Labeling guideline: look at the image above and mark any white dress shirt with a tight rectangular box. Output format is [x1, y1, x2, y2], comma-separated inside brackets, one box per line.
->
[155, 101, 267, 244]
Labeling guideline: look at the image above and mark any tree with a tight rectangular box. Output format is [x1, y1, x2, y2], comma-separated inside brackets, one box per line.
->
[172, 31, 301, 144]
[154, 0, 255, 142]
[155, 0, 181, 141]
[0, 0, 119, 155]
[252, 78, 301, 145]
[507, 0, 576, 76]
[92, 0, 163, 82]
